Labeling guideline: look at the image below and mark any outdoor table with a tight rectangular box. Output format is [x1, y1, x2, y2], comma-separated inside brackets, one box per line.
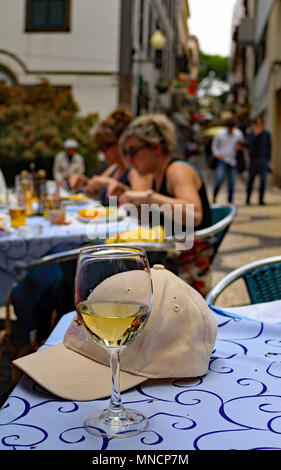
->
[0, 203, 136, 305]
[1, 300, 281, 451]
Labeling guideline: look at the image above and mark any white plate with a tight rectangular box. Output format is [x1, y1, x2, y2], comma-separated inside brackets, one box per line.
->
[76, 207, 126, 223]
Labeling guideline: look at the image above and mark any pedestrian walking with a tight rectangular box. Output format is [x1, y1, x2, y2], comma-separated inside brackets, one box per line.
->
[245, 117, 271, 205]
[211, 119, 244, 203]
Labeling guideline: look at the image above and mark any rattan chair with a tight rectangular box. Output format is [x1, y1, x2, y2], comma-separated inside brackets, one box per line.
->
[194, 203, 236, 261]
[206, 255, 281, 305]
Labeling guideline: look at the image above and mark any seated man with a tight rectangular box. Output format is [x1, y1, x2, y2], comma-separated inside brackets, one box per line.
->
[53, 139, 85, 188]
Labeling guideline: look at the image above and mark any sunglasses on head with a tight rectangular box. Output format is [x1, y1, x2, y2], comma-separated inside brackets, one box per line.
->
[123, 143, 151, 159]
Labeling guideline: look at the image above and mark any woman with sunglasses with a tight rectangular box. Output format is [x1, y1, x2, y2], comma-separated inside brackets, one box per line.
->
[117, 113, 211, 230]
[116, 113, 214, 298]
[69, 107, 152, 205]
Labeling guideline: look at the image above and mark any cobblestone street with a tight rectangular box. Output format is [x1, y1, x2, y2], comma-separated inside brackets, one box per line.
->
[191, 154, 281, 307]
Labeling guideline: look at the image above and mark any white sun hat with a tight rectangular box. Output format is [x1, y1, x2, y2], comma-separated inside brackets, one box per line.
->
[64, 139, 78, 149]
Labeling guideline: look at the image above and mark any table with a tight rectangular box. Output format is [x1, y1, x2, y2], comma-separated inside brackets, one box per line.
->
[1, 300, 281, 451]
[0, 204, 135, 305]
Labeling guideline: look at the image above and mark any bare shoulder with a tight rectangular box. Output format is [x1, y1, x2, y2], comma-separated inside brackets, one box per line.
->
[167, 161, 197, 181]
[166, 160, 201, 193]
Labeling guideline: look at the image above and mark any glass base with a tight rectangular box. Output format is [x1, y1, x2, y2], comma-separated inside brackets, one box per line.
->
[84, 407, 149, 438]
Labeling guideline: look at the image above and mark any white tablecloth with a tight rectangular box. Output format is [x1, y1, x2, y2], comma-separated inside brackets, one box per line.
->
[1, 301, 281, 451]
[210, 300, 281, 323]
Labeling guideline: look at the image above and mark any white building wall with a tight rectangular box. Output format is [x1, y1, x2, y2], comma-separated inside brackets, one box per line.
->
[0, 0, 121, 117]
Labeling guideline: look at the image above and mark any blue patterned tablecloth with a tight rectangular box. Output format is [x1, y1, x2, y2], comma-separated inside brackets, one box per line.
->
[1, 304, 281, 450]
[0, 205, 134, 304]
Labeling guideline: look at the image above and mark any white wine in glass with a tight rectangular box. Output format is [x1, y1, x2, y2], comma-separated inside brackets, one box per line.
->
[75, 245, 153, 438]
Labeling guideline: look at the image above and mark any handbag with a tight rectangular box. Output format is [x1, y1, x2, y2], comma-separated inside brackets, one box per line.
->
[207, 154, 218, 169]
[236, 150, 246, 173]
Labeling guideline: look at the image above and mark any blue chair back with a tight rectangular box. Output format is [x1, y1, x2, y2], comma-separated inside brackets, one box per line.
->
[244, 263, 281, 303]
[206, 256, 281, 305]
[208, 206, 234, 262]
[211, 206, 232, 225]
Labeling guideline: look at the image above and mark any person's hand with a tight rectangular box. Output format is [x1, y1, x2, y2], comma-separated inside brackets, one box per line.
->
[106, 180, 128, 197]
[118, 190, 150, 207]
[83, 175, 113, 195]
[215, 155, 224, 161]
[69, 174, 88, 191]
[236, 143, 243, 151]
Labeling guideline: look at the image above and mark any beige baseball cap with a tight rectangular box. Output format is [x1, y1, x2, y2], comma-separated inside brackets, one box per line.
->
[13, 265, 217, 401]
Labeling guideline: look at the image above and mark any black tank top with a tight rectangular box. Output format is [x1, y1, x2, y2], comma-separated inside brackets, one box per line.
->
[152, 159, 211, 232]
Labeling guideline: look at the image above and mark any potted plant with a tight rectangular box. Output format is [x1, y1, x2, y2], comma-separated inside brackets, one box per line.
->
[155, 81, 169, 94]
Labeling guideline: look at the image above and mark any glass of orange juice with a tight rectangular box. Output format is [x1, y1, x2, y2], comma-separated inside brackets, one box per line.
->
[9, 207, 26, 227]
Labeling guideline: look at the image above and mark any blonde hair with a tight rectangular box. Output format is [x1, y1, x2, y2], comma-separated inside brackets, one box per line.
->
[119, 114, 177, 155]
[93, 106, 134, 148]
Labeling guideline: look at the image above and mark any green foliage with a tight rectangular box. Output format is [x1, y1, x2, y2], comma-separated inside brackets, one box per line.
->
[198, 52, 229, 83]
[0, 79, 99, 180]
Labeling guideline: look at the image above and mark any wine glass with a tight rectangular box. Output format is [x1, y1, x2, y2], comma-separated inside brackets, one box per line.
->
[74, 245, 153, 438]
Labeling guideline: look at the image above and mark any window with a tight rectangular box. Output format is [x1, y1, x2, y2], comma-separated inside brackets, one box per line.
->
[26, 0, 70, 32]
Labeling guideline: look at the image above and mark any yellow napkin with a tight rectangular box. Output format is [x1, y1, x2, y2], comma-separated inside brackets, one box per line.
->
[106, 225, 165, 244]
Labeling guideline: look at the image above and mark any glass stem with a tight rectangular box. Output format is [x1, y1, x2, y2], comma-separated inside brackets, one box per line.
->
[108, 350, 124, 415]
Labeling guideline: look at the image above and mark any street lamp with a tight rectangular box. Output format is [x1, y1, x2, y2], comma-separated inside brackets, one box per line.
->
[150, 29, 166, 69]
[135, 29, 167, 114]
[150, 29, 167, 51]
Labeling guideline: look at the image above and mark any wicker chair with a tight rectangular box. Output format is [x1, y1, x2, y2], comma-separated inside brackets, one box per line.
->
[194, 203, 236, 262]
[206, 255, 281, 305]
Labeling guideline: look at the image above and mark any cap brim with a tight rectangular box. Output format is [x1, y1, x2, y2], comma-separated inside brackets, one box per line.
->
[13, 343, 148, 401]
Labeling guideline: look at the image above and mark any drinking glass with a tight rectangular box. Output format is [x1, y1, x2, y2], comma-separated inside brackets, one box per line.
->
[43, 196, 55, 219]
[74, 245, 153, 438]
[9, 207, 26, 227]
[48, 207, 66, 225]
